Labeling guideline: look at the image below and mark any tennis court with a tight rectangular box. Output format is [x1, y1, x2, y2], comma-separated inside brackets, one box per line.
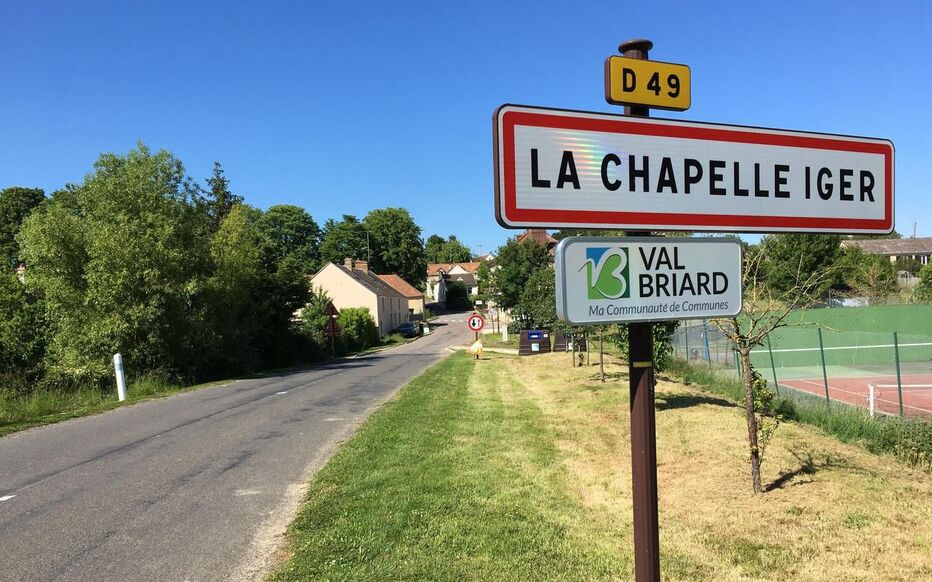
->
[671, 305, 932, 420]
[777, 373, 932, 419]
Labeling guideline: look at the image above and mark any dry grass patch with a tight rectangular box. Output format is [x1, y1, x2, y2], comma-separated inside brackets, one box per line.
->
[502, 351, 932, 581]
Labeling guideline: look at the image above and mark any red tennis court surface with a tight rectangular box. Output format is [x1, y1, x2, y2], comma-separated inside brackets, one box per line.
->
[780, 374, 932, 419]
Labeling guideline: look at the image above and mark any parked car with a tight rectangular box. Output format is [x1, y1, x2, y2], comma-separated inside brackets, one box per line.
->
[395, 321, 420, 338]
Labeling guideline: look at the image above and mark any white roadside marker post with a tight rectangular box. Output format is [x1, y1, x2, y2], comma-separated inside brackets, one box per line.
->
[114, 353, 127, 402]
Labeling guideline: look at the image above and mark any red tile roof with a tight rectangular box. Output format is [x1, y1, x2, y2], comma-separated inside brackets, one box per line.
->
[515, 229, 558, 247]
[377, 274, 424, 298]
[427, 262, 483, 277]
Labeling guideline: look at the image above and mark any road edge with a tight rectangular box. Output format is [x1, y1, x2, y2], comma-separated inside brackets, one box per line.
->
[227, 351, 456, 582]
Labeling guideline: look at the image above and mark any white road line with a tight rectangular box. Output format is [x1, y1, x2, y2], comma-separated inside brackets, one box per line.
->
[0, 495, 15, 502]
[275, 391, 288, 395]
[323, 418, 345, 422]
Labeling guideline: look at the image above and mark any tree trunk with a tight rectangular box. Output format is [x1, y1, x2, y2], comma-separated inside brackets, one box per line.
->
[740, 345, 763, 493]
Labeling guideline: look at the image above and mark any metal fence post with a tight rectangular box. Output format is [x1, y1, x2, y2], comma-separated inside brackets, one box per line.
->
[684, 325, 690, 361]
[767, 337, 780, 396]
[893, 332, 904, 417]
[817, 328, 830, 406]
[702, 320, 712, 368]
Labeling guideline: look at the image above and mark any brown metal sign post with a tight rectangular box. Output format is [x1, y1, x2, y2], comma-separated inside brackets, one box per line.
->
[619, 38, 661, 582]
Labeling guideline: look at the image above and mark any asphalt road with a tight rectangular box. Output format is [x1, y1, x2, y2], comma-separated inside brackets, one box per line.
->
[0, 314, 472, 581]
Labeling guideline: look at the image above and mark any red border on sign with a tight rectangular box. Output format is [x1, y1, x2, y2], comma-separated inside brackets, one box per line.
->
[467, 313, 485, 332]
[498, 108, 894, 232]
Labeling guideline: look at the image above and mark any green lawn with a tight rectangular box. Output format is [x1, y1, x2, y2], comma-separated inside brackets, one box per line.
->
[271, 353, 627, 581]
[272, 351, 932, 581]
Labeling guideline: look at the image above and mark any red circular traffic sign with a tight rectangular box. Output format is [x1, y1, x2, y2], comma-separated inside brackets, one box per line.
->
[467, 313, 485, 332]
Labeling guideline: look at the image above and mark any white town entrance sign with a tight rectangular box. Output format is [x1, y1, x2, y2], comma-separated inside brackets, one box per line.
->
[494, 105, 894, 234]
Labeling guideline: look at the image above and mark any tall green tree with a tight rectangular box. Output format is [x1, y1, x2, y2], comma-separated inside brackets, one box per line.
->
[489, 238, 551, 310]
[205, 162, 243, 231]
[257, 204, 321, 274]
[836, 246, 897, 299]
[0, 272, 47, 386]
[759, 234, 841, 296]
[425, 234, 472, 263]
[203, 205, 266, 372]
[19, 144, 211, 383]
[517, 265, 557, 328]
[425, 235, 445, 263]
[363, 208, 426, 285]
[0, 187, 45, 268]
[319, 215, 369, 266]
[204, 204, 312, 374]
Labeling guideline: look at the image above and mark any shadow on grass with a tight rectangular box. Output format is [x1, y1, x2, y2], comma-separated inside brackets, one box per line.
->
[588, 371, 628, 384]
[656, 392, 736, 411]
[765, 449, 860, 492]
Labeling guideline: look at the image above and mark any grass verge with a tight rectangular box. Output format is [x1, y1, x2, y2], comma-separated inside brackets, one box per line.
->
[0, 336, 428, 438]
[0, 375, 223, 437]
[668, 359, 932, 472]
[272, 351, 932, 581]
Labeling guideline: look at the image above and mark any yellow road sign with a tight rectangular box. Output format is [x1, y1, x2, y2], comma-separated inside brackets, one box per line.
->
[604, 56, 690, 111]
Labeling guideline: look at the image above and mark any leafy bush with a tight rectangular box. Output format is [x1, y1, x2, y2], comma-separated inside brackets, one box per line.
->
[915, 264, 932, 303]
[445, 280, 471, 310]
[338, 307, 379, 352]
[607, 321, 679, 372]
[300, 290, 340, 358]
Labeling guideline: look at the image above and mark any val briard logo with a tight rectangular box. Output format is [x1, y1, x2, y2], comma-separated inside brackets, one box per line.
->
[582, 247, 630, 300]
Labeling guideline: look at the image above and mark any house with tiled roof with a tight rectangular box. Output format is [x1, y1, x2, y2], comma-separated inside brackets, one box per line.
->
[310, 259, 409, 336]
[426, 262, 483, 304]
[377, 274, 425, 317]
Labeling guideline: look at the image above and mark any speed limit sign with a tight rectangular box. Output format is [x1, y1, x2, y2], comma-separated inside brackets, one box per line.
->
[467, 313, 485, 333]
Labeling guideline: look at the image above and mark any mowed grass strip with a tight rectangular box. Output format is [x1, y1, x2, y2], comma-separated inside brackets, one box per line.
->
[270, 352, 629, 581]
[272, 351, 932, 581]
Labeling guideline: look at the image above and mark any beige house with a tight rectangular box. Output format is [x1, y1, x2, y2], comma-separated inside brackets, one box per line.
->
[310, 259, 409, 337]
[377, 274, 425, 318]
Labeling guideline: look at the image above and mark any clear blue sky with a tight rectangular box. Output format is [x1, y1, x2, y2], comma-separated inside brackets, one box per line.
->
[2, 0, 929, 255]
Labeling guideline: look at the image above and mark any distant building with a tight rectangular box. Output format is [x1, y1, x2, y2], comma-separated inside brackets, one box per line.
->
[515, 229, 558, 254]
[310, 259, 409, 337]
[841, 237, 932, 266]
[377, 274, 425, 318]
[426, 261, 483, 304]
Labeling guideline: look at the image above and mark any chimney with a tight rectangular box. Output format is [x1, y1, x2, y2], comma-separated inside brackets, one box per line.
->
[354, 259, 368, 272]
[343, 258, 353, 268]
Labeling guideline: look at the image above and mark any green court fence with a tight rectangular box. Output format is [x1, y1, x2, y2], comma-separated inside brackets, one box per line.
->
[669, 305, 932, 420]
